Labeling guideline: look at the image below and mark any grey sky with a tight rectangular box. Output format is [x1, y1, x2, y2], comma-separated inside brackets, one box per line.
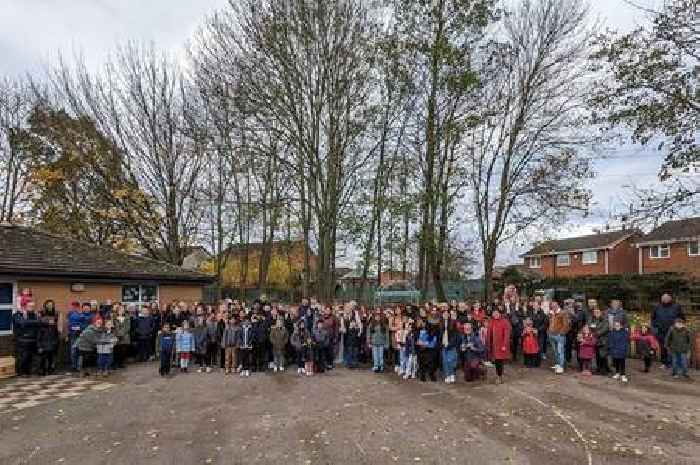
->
[0, 0, 667, 270]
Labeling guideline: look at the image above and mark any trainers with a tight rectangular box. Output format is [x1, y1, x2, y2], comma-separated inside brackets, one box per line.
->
[621, 375, 628, 383]
[240, 371, 245, 377]
[197, 368, 203, 373]
[280, 366, 285, 371]
[246, 370, 250, 377]
[555, 366, 564, 374]
[612, 373, 620, 380]
[206, 367, 212, 373]
[273, 366, 278, 373]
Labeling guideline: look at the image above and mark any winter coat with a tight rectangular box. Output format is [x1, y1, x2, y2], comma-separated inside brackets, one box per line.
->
[36, 322, 60, 353]
[607, 329, 629, 359]
[486, 317, 512, 361]
[270, 326, 289, 351]
[665, 327, 692, 353]
[291, 327, 307, 351]
[135, 316, 155, 340]
[157, 332, 176, 354]
[77, 325, 101, 352]
[521, 327, 539, 355]
[192, 326, 208, 354]
[175, 330, 195, 353]
[344, 327, 361, 349]
[651, 303, 684, 339]
[548, 312, 570, 336]
[461, 332, 485, 363]
[532, 310, 549, 334]
[633, 333, 659, 358]
[113, 316, 131, 345]
[12, 312, 41, 349]
[96, 331, 117, 355]
[314, 326, 331, 348]
[607, 307, 628, 328]
[67, 310, 86, 336]
[222, 325, 240, 348]
[369, 323, 388, 347]
[237, 322, 255, 350]
[578, 334, 596, 360]
[206, 319, 220, 344]
[588, 315, 609, 354]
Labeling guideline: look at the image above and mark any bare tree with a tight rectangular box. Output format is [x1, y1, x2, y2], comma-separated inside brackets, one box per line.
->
[0, 77, 34, 223]
[466, 0, 596, 301]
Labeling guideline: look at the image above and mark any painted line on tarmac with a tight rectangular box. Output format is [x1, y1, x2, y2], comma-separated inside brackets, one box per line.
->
[509, 387, 593, 465]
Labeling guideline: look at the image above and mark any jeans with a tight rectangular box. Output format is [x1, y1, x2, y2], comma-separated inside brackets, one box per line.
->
[441, 348, 457, 377]
[345, 345, 358, 368]
[372, 345, 385, 371]
[160, 349, 172, 375]
[672, 352, 689, 376]
[273, 350, 285, 369]
[549, 334, 566, 368]
[97, 353, 113, 371]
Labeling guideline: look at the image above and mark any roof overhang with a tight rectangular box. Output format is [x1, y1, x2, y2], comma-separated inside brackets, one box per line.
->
[0, 269, 216, 284]
[635, 236, 700, 247]
[521, 232, 637, 258]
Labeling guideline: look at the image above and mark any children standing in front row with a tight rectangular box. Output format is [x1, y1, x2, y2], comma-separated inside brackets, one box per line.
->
[608, 320, 630, 383]
[237, 316, 254, 377]
[175, 320, 194, 373]
[577, 325, 596, 376]
[222, 318, 240, 375]
[270, 318, 289, 372]
[157, 323, 176, 376]
[96, 320, 118, 376]
[521, 318, 540, 368]
[632, 325, 659, 373]
[665, 318, 691, 379]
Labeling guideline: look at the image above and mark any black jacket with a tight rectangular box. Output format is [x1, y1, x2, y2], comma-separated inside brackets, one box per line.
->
[37, 323, 60, 353]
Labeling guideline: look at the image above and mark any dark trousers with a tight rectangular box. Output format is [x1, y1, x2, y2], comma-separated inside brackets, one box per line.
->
[523, 353, 539, 368]
[196, 353, 207, 368]
[595, 348, 609, 375]
[220, 348, 226, 369]
[613, 357, 626, 375]
[463, 360, 482, 382]
[137, 338, 151, 362]
[114, 344, 128, 368]
[565, 332, 576, 363]
[494, 359, 505, 377]
[296, 348, 306, 367]
[239, 348, 252, 371]
[643, 356, 652, 372]
[254, 345, 266, 371]
[511, 334, 521, 362]
[345, 345, 358, 368]
[16, 347, 34, 376]
[314, 347, 326, 373]
[206, 342, 218, 367]
[418, 348, 436, 381]
[322, 345, 334, 369]
[538, 332, 548, 358]
[160, 349, 173, 375]
[40, 350, 56, 375]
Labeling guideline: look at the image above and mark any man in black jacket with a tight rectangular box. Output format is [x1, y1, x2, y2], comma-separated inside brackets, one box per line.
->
[13, 301, 41, 376]
[651, 293, 685, 369]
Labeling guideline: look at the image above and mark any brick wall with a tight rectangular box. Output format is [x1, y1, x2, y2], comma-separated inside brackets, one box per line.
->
[18, 281, 121, 314]
[529, 238, 639, 279]
[159, 284, 205, 305]
[641, 242, 700, 278]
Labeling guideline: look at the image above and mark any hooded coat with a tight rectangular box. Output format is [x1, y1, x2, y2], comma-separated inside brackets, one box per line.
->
[486, 317, 512, 361]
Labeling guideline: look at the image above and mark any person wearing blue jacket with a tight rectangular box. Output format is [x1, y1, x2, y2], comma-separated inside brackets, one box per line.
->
[608, 320, 630, 383]
[439, 312, 461, 384]
[175, 320, 195, 372]
[157, 323, 176, 376]
[417, 322, 438, 382]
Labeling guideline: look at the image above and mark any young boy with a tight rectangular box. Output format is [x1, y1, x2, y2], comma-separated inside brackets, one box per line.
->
[237, 316, 254, 377]
[176, 320, 195, 373]
[665, 318, 691, 379]
[157, 323, 176, 376]
[96, 320, 118, 376]
[77, 317, 103, 377]
[269, 318, 289, 372]
[221, 318, 240, 375]
[608, 320, 630, 383]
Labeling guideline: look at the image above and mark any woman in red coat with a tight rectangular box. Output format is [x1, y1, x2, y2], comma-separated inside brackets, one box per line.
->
[486, 309, 512, 384]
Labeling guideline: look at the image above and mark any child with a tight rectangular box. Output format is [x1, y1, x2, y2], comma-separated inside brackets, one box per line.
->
[401, 320, 417, 380]
[157, 323, 176, 376]
[193, 317, 209, 373]
[221, 318, 240, 375]
[270, 318, 289, 372]
[291, 322, 308, 375]
[368, 316, 388, 374]
[608, 320, 630, 383]
[521, 318, 540, 368]
[416, 323, 437, 382]
[665, 318, 691, 379]
[77, 317, 103, 377]
[237, 316, 254, 377]
[176, 320, 195, 373]
[632, 325, 659, 373]
[394, 321, 408, 377]
[577, 325, 596, 376]
[96, 320, 117, 376]
[460, 322, 486, 382]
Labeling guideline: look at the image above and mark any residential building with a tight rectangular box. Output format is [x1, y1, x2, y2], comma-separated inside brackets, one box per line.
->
[636, 217, 700, 278]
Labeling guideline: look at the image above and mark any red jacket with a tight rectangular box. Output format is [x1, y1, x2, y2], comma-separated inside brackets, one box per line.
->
[522, 327, 539, 355]
[472, 308, 486, 322]
[486, 317, 512, 361]
[631, 332, 660, 352]
[578, 334, 596, 360]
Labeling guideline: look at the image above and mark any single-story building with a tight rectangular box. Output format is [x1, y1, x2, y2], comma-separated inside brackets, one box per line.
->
[636, 217, 700, 278]
[0, 225, 215, 355]
[521, 229, 641, 278]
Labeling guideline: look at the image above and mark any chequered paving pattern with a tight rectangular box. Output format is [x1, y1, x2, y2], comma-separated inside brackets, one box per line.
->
[0, 375, 113, 414]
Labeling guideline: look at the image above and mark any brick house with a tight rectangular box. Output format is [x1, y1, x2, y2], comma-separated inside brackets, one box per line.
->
[0, 225, 215, 355]
[635, 217, 700, 278]
[521, 229, 641, 278]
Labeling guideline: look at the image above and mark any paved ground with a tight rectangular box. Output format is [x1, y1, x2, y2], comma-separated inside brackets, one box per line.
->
[0, 360, 698, 465]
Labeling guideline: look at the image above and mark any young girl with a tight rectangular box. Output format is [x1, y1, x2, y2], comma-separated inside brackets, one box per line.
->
[461, 322, 486, 382]
[632, 325, 659, 373]
[486, 310, 512, 384]
[176, 320, 195, 373]
[369, 312, 388, 373]
[401, 319, 417, 380]
[96, 320, 118, 376]
[608, 320, 630, 383]
[521, 318, 540, 368]
[577, 325, 596, 376]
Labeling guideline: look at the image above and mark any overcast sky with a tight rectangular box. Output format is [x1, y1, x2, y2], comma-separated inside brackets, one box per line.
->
[0, 0, 667, 269]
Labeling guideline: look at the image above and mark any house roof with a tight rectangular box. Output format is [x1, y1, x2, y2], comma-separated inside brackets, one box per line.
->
[637, 217, 700, 246]
[0, 225, 215, 283]
[522, 229, 640, 257]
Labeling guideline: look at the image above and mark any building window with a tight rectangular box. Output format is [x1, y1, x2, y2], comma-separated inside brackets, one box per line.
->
[581, 251, 598, 264]
[528, 257, 541, 268]
[649, 245, 670, 259]
[556, 254, 570, 267]
[0, 282, 15, 335]
[689, 241, 700, 256]
[122, 284, 159, 307]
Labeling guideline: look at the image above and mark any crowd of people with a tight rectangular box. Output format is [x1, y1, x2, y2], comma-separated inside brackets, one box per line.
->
[11, 287, 693, 383]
